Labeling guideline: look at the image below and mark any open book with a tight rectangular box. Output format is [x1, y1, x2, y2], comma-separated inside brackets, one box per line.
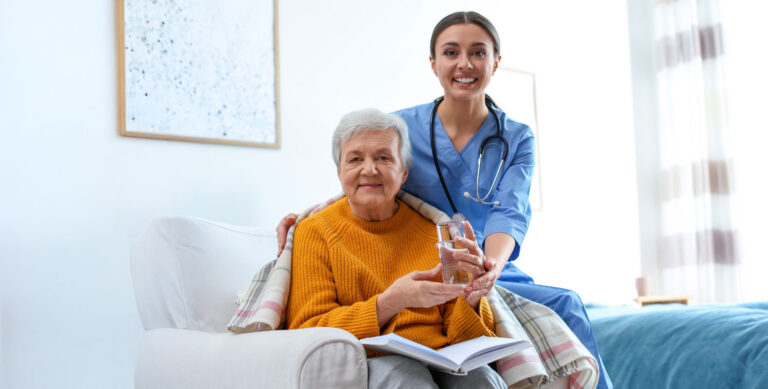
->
[360, 333, 531, 375]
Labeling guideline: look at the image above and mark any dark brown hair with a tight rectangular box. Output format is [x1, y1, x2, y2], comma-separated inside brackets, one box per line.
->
[429, 11, 500, 58]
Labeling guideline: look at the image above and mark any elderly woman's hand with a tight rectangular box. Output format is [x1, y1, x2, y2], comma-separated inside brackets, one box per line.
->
[376, 264, 465, 327]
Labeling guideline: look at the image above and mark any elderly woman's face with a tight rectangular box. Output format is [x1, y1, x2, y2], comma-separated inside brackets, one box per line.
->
[338, 129, 408, 219]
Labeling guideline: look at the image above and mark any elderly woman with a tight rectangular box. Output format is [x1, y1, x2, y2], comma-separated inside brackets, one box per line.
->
[285, 108, 506, 389]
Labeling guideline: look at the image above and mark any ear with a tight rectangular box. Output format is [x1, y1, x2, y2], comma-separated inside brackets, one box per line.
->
[430, 55, 438, 76]
[401, 168, 409, 186]
[492, 55, 501, 75]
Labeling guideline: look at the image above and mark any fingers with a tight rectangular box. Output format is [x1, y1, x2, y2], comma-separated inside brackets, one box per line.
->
[431, 282, 466, 298]
[409, 263, 442, 281]
[464, 271, 495, 296]
[452, 250, 485, 268]
[396, 269, 465, 308]
[463, 221, 477, 242]
[467, 270, 494, 288]
[466, 290, 482, 306]
[456, 261, 486, 279]
[424, 281, 465, 303]
[276, 214, 297, 236]
[276, 213, 298, 256]
[454, 235, 482, 255]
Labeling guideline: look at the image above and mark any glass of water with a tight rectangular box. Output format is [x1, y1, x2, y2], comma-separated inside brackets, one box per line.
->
[436, 221, 471, 285]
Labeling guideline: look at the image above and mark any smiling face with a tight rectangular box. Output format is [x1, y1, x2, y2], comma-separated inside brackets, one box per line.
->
[430, 23, 500, 102]
[337, 129, 408, 221]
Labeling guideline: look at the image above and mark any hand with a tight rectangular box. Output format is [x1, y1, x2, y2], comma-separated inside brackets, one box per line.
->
[450, 221, 492, 309]
[377, 264, 465, 326]
[449, 221, 487, 279]
[464, 256, 504, 307]
[276, 213, 298, 257]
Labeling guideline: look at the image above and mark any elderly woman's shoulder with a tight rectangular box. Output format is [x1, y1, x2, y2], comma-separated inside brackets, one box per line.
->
[398, 202, 441, 240]
[293, 198, 348, 237]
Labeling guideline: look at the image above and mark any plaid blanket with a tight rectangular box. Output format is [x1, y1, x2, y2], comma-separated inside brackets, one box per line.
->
[227, 192, 598, 388]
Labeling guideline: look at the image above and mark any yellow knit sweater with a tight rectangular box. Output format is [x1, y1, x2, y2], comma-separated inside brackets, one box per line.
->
[286, 197, 495, 353]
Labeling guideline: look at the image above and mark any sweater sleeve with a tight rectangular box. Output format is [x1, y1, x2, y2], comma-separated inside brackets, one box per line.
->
[442, 296, 495, 344]
[285, 220, 381, 339]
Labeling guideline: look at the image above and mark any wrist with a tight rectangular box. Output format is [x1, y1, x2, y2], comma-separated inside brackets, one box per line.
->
[377, 289, 402, 322]
[463, 294, 480, 311]
[489, 256, 505, 272]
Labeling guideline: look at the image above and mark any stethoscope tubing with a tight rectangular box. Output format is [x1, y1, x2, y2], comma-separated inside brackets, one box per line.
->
[429, 96, 508, 214]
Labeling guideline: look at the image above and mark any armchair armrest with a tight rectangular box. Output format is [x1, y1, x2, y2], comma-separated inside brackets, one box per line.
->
[135, 327, 367, 389]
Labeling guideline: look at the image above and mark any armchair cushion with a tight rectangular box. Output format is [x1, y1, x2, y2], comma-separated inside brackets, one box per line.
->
[135, 327, 367, 389]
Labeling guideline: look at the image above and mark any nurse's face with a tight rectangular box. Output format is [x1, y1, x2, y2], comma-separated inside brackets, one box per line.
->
[430, 23, 500, 102]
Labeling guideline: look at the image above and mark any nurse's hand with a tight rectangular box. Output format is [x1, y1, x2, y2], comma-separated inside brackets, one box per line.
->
[451, 221, 492, 309]
[465, 230, 516, 305]
[464, 256, 504, 306]
[276, 213, 298, 256]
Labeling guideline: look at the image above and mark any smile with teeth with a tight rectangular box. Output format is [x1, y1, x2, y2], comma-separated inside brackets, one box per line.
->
[454, 77, 477, 84]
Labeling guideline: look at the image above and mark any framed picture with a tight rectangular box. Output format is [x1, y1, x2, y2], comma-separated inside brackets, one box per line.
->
[116, 0, 280, 148]
[486, 67, 544, 211]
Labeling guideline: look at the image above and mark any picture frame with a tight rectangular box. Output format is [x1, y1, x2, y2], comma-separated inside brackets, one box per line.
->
[116, 0, 280, 148]
[486, 67, 544, 211]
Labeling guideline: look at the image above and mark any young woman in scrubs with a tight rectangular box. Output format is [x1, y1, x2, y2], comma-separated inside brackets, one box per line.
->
[278, 11, 612, 389]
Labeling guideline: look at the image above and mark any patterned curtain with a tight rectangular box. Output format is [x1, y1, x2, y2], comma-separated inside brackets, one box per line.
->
[653, 0, 740, 303]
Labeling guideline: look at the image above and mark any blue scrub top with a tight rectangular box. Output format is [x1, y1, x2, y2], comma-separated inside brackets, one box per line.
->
[395, 101, 535, 261]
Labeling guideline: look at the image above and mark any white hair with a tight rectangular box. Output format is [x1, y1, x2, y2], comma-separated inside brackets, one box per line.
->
[331, 108, 412, 168]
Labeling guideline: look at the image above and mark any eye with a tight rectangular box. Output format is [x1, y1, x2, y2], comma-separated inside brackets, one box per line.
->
[472, 49, 487, 57]
[443, 49, 457, 56]
[377, 155, 391, 162]
[348, 156, 362, 163]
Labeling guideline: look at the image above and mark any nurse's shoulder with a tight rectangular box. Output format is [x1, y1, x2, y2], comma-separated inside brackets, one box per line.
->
[498, 109, 535, 145]
[393, 102, 434, 127]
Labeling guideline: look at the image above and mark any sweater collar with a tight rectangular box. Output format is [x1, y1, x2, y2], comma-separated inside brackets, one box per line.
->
[341, 198, 411, 233]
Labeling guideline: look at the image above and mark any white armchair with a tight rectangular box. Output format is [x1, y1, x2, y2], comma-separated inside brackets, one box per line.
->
[130, 217, 368, 388]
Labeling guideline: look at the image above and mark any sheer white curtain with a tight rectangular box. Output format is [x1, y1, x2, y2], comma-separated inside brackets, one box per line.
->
[653, 0, 740, 303]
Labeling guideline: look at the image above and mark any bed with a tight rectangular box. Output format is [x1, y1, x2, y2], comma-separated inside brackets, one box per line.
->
[586, 301, 768, 389]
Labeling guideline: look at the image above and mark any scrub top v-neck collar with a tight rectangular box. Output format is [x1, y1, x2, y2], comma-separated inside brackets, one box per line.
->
[431, 110, 496, 189]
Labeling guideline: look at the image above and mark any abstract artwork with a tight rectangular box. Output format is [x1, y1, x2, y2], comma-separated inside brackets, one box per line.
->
[117, 0, 279, 147]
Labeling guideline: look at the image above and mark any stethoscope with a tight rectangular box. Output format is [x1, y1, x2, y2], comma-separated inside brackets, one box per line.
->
[430, 96, 509, 214]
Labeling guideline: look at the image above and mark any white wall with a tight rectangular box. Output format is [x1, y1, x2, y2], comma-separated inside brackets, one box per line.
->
[719, 2, 768, 301]
[626, 0, 661, 293]
[506, 2, 640, 303]
[0, 0, 639, 387]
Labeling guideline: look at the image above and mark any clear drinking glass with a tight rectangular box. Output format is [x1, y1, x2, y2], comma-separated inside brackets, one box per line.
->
[436, 221, 472, 285]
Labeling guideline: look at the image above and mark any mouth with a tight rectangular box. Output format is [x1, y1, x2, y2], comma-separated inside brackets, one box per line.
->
[358, 183, 382, 189]
[453, 77, 478, 85]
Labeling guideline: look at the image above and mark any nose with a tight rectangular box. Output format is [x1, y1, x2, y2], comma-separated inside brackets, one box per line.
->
[458, 52, 473, 70]
[361, 159, 378, 175]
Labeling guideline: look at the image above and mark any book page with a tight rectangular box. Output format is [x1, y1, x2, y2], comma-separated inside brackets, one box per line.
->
[459, 340, 531, 373]
[360, 333, 460, 371]
[361, 334, 532, 374]
[438, 336, 526, 364]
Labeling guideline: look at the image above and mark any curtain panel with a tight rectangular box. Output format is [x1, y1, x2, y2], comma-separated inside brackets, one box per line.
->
[653, 0, 740, 303]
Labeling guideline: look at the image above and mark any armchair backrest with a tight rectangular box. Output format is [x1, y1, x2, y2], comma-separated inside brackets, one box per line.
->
[130, 217, 276, 332]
